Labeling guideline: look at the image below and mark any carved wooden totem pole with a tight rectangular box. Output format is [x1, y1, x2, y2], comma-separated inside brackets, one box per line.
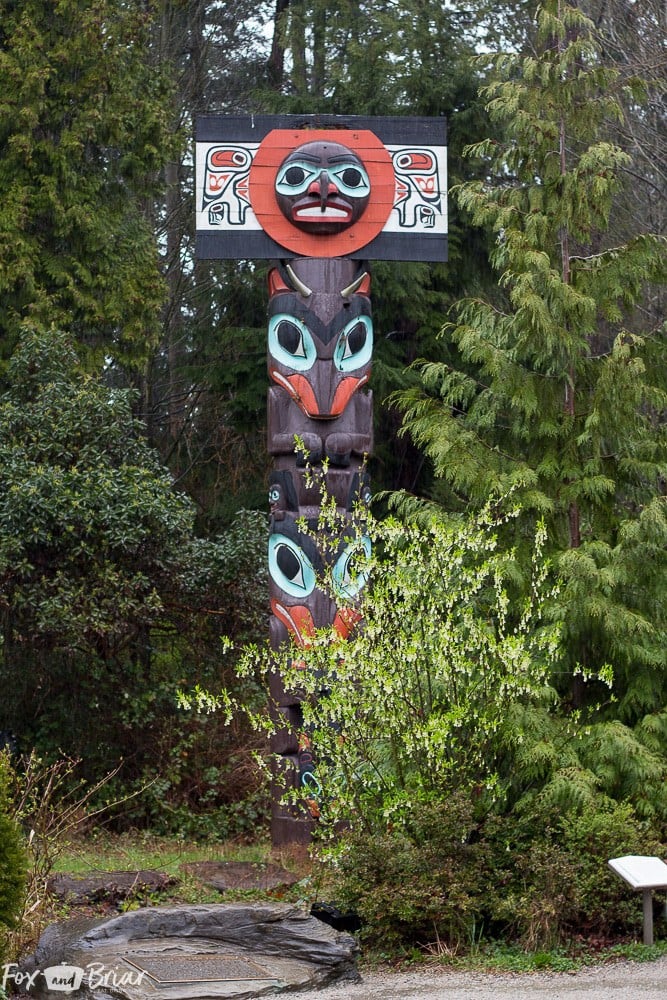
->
[196, 115, 447, 844]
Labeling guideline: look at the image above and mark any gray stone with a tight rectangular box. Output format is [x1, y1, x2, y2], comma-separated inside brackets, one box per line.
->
[21, 903, 359, 1000]
[49, 871, 175, 904]
[179, 862, 299, 893]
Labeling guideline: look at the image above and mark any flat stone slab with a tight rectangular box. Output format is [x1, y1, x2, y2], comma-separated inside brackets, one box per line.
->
[49, 871, 175, 904]
[180, 862, 299, 893]
[20, 903, 359, 1000]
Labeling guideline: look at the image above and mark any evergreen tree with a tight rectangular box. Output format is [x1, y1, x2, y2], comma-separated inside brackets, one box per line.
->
[0, 0, 174, 366]
[396, 1, 667, 724]
[137, 1, 277, 522]
[580, 0, 667, 245]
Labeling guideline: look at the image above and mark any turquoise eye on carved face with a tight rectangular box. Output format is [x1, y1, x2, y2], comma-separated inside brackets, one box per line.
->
[268, 314, 317, 371]
[327, 162, 370, 198]
[275, 159, 370, 199]
[334, 316, 373, 373]
[332, 536, 371, 599]
[276, 161, 322, 196]
[269, 534, 317, 598]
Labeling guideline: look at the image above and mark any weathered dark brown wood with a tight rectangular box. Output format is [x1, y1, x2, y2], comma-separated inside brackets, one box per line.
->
[196, 114, 447, 145]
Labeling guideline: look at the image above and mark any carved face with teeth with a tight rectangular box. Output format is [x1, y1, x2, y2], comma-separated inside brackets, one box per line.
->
[275, 141, 371, 234]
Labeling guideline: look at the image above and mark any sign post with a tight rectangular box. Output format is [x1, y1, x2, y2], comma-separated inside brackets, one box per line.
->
[608, 855, 667, 945]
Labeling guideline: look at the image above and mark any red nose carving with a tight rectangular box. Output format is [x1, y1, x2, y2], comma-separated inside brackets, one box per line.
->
[308, 171, 339, 207]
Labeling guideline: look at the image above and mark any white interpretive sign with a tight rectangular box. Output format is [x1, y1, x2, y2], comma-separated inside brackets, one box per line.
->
[608, 855, 667, 945]
[608, 855, 667, 890]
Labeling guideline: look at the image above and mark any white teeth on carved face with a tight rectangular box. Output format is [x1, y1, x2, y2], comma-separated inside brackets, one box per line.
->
[296, 207, 349, 218]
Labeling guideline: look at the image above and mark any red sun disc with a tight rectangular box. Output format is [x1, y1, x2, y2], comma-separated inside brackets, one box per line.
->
[249, 129, 395, 258]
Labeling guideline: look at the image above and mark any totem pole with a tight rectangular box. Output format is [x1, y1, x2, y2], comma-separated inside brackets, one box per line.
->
[196, 115, 447, 844]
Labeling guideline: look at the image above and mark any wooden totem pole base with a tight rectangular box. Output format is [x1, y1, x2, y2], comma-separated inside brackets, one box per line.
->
[266, 256, 373, 846]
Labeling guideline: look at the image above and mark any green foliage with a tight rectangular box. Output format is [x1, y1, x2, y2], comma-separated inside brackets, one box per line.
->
[0, 328, 195, 654]
[484, 795, 663, 948]
[114, 702, 270, 841]
[394, 1, 667, 725]
[0, 330, 268, 825]
[0, 755, 27, 960]
[327, 794, 488, 952]
[221, 473, 664, 951]
[560, 801, 664, 930]
[319, 784, 663, 953]
[234, 495, 560, 834]
[0, 0, 175, 366]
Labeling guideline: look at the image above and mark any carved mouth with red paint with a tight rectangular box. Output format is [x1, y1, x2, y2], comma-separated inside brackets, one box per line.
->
[271, 598, 315, 648]
[270, 597, 361, 646]
[290, 196, 353, 227]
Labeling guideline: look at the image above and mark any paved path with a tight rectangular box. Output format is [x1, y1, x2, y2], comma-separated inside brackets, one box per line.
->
[294, 955, 667, 999]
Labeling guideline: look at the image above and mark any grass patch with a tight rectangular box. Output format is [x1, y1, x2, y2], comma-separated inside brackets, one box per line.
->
[453, 937, 667, 973]
[53, 832, 273, 878]
[601, 940, 667, 963]
[50, 832, 316, 910]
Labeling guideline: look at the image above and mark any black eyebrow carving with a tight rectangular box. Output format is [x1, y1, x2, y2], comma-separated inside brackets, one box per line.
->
[327, 154, 362, 165]
[286, 153, 321, 164]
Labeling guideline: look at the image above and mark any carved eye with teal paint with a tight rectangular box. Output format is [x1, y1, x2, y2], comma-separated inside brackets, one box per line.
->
[269, 534, 317, 598]
[269, 314, 317, 371]
[334, 316, 373, 373]
[332, 536, 371, 599]
[275, 160, 322, 196]
[327, 162, 371, 198]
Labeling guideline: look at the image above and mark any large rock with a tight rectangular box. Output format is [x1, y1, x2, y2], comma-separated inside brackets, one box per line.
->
[20, 903, 359, 1000]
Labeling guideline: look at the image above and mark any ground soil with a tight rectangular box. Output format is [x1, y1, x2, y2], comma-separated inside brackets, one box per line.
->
[295, 954, 667, 999]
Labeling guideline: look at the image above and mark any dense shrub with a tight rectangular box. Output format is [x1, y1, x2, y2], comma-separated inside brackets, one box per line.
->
[326, 794, 487, 952]
[0, 754, 27, 961]
[560, 800, 664, 932]
[324, 791, 662, 953]
[227, 491, 664, 950]
[0, 331, 270, 829]
[485, 796, 664, 947]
